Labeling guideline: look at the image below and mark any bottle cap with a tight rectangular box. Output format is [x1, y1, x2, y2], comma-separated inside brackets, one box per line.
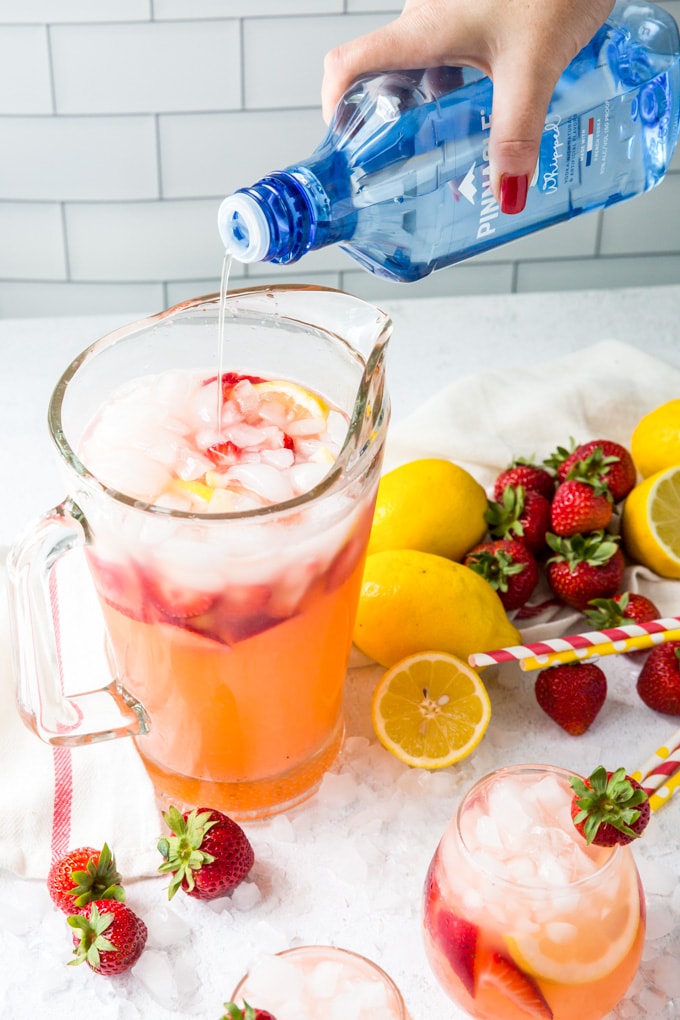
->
[217, 193, 271, 262]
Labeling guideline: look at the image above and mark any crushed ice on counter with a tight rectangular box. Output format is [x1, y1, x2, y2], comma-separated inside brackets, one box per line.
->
[2, 655, 679, 1020]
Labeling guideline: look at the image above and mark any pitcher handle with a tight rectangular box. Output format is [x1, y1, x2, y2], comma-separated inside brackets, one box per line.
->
[6, 497, 149, 746]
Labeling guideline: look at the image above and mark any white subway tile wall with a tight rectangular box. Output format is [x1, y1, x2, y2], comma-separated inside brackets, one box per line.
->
[0, 1, 678, 318]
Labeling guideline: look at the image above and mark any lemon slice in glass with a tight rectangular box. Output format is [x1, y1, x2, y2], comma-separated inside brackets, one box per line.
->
[253, 379, 328, 420]
[370, 651, 491, 768]
[505, 856, 641, 984]
[622, 465, 680, 578]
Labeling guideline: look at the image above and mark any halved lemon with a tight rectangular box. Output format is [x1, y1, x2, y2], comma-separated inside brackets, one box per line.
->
[621, 465, 680, 578]
[370, 651, 491, 768]
[505, 856, 641, 984]
[253, 379, 328, 420]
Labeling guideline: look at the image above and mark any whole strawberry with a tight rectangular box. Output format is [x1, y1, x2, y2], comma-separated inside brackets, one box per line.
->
[157, 806, 255, 900]
[550, 478, 613, 536]
[534, 662, 607, 735]
[569, 766, 650, 845]
[493, 459, 555, 503]
[222, 1002, 278, 1020]
[551, 439, 636, 503]
[584, 591, 661, 628]
[545, 531, 625, 610]
[636, 641, 680, 715]
[464, 539, 539, 610]
[47, 843, 125, 915]
[484, 485, 552, 556]
[68, 900, 147, 975]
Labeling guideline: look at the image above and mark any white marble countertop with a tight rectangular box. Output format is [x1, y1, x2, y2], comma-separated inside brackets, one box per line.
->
[1, 284, 679, 1020]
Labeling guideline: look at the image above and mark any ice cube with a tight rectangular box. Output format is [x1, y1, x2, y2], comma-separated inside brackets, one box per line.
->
[175, 447, 213, 481]
[245, 953, 306, 1002]
[635, 856, 678, 897]
[144, 904, 192, 948]
[225, 421, 268, 448]
[260, 447, 295, 470]
[189, 376, 220, 426]
[645, 896, 677, 940]
[267, 814, 296, 843]
[227, 463, 294, 504]
[475, 814, 503, 850]
[648, 953, 680, 997]
[90, 447, 172, 501]
[536, 854, 569, 888]
[231, 881, 262, 912]
[326, 409, 350, 446]
[506, 856, 538, 884]
[132, 949, 179, 1010]
[288, 461, 332, 496]
[316, 771, 359, 810]
[287, 416, 325, 437]
[532, 773, 569, 820]
[307, 960, 344, 998]
[332, 842, 369, 885]
[544, 920, 579, 944]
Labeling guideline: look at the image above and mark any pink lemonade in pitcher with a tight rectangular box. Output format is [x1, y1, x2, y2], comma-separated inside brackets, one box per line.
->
[423, 765, 645, 1020]
[77, 367, 375, 817]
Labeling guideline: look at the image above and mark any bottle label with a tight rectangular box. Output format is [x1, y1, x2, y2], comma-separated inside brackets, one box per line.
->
[536, 102, 612, 195]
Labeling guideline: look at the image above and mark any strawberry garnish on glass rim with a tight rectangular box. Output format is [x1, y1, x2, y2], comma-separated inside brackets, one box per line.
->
[569, 766, 651, 846]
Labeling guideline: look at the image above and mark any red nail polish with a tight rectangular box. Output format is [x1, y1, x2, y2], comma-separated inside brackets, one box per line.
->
[500, 174, 529, 215]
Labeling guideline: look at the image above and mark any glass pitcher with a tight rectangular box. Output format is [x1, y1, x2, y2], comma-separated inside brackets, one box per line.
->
[7, 286, 391, 820]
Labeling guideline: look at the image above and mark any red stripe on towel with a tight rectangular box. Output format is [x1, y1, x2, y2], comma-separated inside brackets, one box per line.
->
[49, 569, 72, 861]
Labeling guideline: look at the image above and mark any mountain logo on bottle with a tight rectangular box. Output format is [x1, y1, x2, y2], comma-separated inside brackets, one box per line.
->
[459, 163, 478, 204]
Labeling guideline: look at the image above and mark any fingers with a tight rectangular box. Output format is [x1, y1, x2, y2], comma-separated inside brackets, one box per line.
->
[321, 7, 445, 123]
[486, 54, 562, 213]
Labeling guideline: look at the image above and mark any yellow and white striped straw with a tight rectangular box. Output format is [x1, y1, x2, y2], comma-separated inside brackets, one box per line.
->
[631, 725, 680, 785]
[648, 769, 680, 813]
[468, 617, 680, 672]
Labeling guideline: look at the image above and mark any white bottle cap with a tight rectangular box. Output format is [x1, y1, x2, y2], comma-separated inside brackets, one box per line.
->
[217, 193, 271, 262]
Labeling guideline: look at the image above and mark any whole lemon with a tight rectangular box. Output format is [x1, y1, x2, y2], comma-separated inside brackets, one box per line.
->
[368, 458, 488, 561]
[631, 399, 680, 478]
[621, 466, 680, 578]
[353, 548, 521, 667]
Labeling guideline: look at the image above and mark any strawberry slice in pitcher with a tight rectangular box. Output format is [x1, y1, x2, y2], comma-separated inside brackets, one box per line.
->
[144, 572, 218, 621]
[86, 552, 149, 622]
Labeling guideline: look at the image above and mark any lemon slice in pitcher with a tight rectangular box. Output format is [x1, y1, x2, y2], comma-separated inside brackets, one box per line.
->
[253, 379, 328, 420]
[371, 651, 491, 768]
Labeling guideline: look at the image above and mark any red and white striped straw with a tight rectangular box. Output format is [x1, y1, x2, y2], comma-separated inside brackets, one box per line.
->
[468, 616, 680, 671]
[632, 725, 680, 792]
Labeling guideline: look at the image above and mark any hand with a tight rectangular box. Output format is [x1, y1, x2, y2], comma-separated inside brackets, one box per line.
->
[321, 0, 615, 212]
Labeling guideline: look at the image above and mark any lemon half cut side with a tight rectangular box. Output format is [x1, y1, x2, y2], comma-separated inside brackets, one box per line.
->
[622, 465, 680, 578]
[370, 651, 491, 769]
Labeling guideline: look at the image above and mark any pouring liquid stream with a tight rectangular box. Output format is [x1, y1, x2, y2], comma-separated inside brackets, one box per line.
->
[216, 252, 233, 434]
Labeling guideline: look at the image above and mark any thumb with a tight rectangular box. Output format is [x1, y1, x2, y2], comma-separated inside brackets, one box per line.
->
[486, 58, 561, 214]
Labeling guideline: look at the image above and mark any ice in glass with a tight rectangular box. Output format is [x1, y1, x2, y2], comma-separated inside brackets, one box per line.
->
[423, 764, 645, 1020]
[230, 946, 412, 1020]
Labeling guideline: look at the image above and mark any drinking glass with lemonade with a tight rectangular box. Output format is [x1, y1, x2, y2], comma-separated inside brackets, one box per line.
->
[423, 764, 645, 1020]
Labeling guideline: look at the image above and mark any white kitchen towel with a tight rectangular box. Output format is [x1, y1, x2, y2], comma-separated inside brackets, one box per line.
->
[2, 338, 680, 881]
